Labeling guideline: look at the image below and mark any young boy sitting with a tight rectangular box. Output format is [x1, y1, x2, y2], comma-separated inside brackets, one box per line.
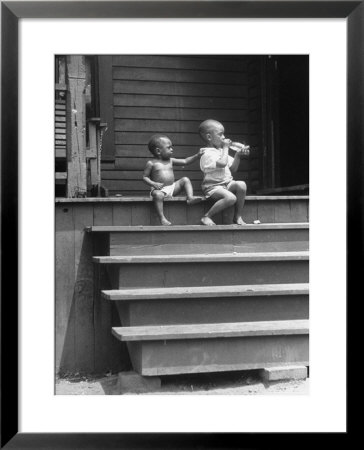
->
[198, 119, 250, 226]
[143, 134, 203, 225]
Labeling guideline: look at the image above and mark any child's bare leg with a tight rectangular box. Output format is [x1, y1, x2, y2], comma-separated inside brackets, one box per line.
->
[173, 177, 201, 205]
[201, 188, 237, 226]
[228, 181, 247, 224]
[151, 190, 171, 225]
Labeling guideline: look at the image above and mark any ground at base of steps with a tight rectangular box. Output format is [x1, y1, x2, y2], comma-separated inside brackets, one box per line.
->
[55, 370, 309, 395]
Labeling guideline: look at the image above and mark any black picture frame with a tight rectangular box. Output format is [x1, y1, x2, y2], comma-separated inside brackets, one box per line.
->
[1, 1, 359, 448]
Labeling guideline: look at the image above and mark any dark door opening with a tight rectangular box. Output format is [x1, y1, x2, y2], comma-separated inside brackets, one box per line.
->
[263, 55, 309, 191]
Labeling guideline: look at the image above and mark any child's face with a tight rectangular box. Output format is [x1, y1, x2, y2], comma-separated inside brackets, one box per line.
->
[206, 123, 226, 149]
[156, 137, 174, 159]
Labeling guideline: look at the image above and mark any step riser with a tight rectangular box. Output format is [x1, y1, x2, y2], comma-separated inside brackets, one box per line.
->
[127, 335, 309, 376]
[109, 229, 309, 255]
[113, 261, 309, 288]
[115, 294, 309, 326]
[111, 199, 308, 225]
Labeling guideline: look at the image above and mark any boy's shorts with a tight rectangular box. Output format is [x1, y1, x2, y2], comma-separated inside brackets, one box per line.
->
[203, 180, 235, 198]
[150, 183, 175, 198]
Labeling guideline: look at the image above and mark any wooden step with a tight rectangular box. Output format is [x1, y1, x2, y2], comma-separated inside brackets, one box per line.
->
[57, 195, 309, 225]
[104, 283, 309, 326]
[102, 282, 309, 301]
[112, 320, 309, 375]
[96, 251, 309, 288]
[113, 320, 309, 341]
[89, 223, 309, 255]
[93, 251, 309, 264]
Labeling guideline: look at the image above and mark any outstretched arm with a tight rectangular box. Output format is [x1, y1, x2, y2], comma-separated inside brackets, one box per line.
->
[172, 149, 204, 166]
[143, 161, 164, 189]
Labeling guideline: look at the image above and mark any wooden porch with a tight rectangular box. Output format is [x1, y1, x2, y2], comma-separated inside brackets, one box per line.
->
[55, 196, 309, 376]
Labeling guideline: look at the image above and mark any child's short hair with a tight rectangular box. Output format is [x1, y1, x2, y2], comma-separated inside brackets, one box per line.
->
[198, 119, 222, 142]
[148, 134, 169, 156]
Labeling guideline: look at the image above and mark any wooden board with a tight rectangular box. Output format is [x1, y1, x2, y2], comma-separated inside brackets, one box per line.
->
[73, 205, 95, 372]
[113, 66, 248, 84]
[129, 335, 309, 376]
[94, 251, 309, 264]
[112, 203, 132, 226]
[113, 80, 248, 98]
[112, 55, 248, 72]
[114, 94, 250, 110]
[113, 106, 249, 121]
[114, 118, 248, 134]
[114, 131, 248, 146]
[108, 227, 309, 256]
[66, 55, 87, 197]
[90, 223, 309, 232]
[116, 294, 309, 326]
[55, 206, 76, 373]
[113, 260, 309, 289]
[112, 319, 309, 341]
[103, 283, 309, 300]
[131, 203, 151, 226]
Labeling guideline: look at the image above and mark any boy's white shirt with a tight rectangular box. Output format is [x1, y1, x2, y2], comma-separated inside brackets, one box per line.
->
[200, 147, 234, 191]
[200, 147, 234, 171]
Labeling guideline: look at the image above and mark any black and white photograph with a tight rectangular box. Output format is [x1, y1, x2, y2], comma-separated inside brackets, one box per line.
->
[55, 54, 309, 395]
[1, 0, 354, 443]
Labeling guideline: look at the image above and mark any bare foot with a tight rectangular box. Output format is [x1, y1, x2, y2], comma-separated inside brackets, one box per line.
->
[160, 217, 172, 226]
[187, 197, 202, 205]
[234, 217, 246, 225]
[201, 216, 216, 226]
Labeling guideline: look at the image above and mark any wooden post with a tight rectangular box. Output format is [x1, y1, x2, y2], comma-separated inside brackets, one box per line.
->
[66, 56, 87, 197]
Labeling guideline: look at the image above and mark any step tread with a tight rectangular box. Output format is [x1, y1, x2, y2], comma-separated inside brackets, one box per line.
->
[94, 251, 309, 264]
[102, 283, 309, 300]
[57, 195, 309, 203]
[112, 319, 309, 341]
[88, 223, 309, 232]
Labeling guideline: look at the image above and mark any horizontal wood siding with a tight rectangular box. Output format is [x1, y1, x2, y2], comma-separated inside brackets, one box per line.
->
[101, 55, 263, 195]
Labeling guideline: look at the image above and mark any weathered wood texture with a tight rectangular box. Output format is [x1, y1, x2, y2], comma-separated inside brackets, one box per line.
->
[107, 225, 309, 255]
[106, 284, 309, 326]
[100, 55, 263, 195]
[55, 204, 128, 375]
[113, 319, 309, 341]
[66, 56, 87, 197]
[113, 259, 308, 288]
[58, 196, 309, 225]
[123, 334, 309, 376]
[55, 197, 308, 375]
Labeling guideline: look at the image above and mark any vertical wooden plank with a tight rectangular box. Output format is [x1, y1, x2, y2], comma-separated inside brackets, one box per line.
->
[150, 203, 161, 225]
[243, 200, 258, 224]
[58, 56, 66, 85]
[94, 203, 113, 226]
[113, 203, 132, 226]
[131, 203, 151, 225]
[222, 206, 234, 225]
[66, 56, 87, 197]
[274, 200, 292, 223]
[186, 202, 205, 225]
[167, 202, 187, 225]
[55, 206, 76, 374]
[92, 203, 117, 372]
[74, 205, 95, 373]
[98, 56, 115, 161]
[290, 199, 309, 223]
[93, 264, 110, 373]
[203, 200, 223, 225]
[257, 200, 275, 224]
